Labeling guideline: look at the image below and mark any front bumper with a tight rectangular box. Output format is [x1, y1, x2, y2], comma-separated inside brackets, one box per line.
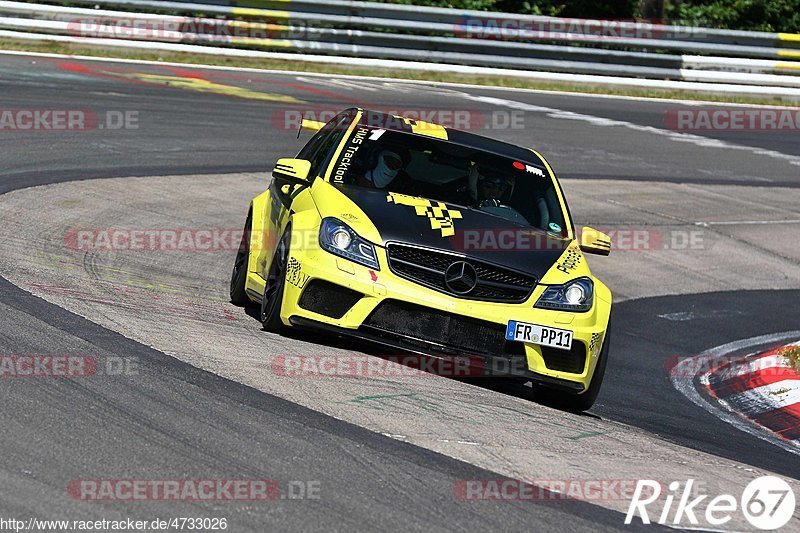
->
[279, 235, 611, 393]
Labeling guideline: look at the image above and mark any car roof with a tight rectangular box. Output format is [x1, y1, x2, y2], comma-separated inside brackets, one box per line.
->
[352, 108, 548, 169]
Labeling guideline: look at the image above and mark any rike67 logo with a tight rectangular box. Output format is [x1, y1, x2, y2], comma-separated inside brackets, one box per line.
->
[626, 476, 796, 530]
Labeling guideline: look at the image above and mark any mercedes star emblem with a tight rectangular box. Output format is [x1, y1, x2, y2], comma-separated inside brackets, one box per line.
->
[444, 261, 478, 294]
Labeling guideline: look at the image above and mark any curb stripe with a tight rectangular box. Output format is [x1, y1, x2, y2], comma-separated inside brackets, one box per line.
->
[703, 340, 800, 445]
[709, 365, 800, 398]
[723, 379, 800, 417]
[752, 403, 800, 441]
[671, 332, 800, 456]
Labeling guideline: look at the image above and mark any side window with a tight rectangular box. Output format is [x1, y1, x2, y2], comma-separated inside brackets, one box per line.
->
[297, 127, 331, 162]
[309, 125, 347, 179]
[296, 112, 353, 177]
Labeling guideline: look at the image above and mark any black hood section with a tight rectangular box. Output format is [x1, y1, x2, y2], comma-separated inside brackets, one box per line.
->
[337, 185, 570, 280]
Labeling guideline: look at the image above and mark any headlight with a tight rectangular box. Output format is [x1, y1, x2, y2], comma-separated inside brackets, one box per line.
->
[535, 278, 593, 312]
[319, 218, 379, 270]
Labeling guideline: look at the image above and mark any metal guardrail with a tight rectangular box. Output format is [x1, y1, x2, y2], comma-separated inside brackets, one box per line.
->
[63, 0, 800, 47]
[59, 0, 800, 53]
[3, 0, 800, 92]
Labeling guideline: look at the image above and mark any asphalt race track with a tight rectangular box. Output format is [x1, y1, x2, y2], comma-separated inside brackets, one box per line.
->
[0, 52, 799, 531]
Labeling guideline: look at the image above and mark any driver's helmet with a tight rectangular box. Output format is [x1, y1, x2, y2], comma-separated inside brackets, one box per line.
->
[471, 164, 515, 205]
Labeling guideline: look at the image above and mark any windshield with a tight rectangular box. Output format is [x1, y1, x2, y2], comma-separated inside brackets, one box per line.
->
[328, 125, 568, 235]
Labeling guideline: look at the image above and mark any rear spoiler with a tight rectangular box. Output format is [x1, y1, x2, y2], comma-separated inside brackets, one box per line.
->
[301, 118, 325, 132]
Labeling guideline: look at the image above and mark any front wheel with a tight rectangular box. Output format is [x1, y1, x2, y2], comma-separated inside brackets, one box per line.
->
[260, 228, 290, 333]
[535, 332, 610, 412]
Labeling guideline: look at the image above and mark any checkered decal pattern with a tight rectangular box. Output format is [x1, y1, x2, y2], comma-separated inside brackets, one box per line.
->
[590, 332, 603, 358]
[287, 257, 301, 276]
[387, 192, 462, 237]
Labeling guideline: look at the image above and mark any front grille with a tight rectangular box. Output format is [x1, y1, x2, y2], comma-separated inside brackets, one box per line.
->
[298, 280, 362, 319]
[386, 243, 536, 302]
[363, 299, 525, 357]
[541, 342, 587, 374]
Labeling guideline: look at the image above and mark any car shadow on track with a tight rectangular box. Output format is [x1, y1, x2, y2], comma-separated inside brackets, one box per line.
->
[242, 304, 603, 419]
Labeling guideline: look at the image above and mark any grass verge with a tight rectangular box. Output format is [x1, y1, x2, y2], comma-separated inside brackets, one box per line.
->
[781, 345, 800, 373]
[1, 37, 798, 107]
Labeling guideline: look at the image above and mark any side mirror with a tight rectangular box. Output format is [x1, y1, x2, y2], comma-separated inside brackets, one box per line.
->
[273, 158, 311, 185]
[579, 226, 611, 256]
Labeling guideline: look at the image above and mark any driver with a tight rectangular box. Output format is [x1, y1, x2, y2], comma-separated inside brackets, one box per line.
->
[468, 163, 515, 207]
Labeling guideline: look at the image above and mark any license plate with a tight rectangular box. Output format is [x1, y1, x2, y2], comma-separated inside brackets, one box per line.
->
[505, 321, 573, 351]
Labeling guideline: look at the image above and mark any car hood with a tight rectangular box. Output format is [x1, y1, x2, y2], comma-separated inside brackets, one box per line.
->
[311, 181, 576, 281]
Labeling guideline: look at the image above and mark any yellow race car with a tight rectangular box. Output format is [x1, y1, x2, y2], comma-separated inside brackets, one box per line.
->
[230, 108, 612, 410]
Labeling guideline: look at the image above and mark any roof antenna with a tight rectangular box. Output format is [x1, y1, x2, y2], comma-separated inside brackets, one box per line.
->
[297, 112, 305, 140]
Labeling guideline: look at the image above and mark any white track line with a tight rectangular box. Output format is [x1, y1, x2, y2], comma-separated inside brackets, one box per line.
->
[463, 94, 800, 167]
[696, 220, 800, 226]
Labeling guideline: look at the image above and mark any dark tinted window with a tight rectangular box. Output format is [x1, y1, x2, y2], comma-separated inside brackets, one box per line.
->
[297, 112, 353, 178]
[329, 126, 566, 234]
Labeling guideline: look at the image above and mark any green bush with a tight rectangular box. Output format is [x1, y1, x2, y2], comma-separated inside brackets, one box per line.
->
[665, 0, 800, 33]
[376, 0, 496, 9]
[375, 0, 800, 32]
[497, 0, 639, 18]
[376, 0, 638, 17]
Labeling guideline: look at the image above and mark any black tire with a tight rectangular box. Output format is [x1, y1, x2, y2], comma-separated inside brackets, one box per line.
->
[260, 227, 290, 333]
[535, 332, 610, 412]
[229, 212, 252, 306]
